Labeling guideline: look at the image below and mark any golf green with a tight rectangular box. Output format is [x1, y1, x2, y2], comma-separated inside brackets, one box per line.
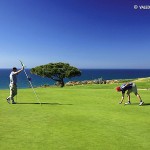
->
[1, 84, 150, 150]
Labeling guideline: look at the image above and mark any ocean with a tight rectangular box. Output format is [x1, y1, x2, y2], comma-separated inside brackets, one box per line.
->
[1, 69, 150, 89]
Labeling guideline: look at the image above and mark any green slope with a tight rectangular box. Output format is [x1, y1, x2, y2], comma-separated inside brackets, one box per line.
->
[0, 84, 150, 150]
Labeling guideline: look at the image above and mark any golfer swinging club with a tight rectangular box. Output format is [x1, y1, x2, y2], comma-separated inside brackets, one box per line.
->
[116, 82, 144, 106]
[6, 66, 24, 104]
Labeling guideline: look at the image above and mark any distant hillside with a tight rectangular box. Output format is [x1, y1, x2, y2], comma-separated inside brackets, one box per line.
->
[133, 77, 150, 82]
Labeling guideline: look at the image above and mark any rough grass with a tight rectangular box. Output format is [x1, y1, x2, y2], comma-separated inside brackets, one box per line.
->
[0, 83, 150, 150]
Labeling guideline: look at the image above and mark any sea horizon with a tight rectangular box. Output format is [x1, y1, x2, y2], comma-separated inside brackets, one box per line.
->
[1, 68, 150, 89]
[1, 68, 150, 69]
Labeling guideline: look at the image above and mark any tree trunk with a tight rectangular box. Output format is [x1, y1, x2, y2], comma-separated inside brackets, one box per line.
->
[55, 79, 64, 87]
[59, 79, 64, 87]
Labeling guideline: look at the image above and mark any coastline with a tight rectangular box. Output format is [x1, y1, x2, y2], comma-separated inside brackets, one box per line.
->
[1, 77, 150, 89]
[1, 68, 150, 89]
[65, 77, 150, 86]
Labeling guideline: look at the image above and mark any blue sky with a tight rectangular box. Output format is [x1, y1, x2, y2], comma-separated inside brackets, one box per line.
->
[0, 0, 150, 69]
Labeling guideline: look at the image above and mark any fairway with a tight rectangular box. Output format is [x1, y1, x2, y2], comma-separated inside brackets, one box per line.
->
[1, 85, 150, 150]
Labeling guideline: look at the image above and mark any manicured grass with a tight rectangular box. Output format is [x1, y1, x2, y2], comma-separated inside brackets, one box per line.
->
[0, 84, 150, 150]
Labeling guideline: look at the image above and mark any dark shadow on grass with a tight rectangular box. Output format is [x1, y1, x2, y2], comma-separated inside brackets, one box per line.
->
[124, 102, 150, 106]
[16, 102, 73, 105]
[142, 103, 150, 106]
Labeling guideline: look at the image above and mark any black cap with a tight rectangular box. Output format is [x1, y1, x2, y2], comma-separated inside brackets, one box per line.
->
[12, 67, 17, 70]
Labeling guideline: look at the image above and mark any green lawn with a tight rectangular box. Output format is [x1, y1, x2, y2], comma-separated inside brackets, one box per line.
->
[0, 84, 150, 150]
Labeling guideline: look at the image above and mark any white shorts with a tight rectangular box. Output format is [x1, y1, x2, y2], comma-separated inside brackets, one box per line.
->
[126, 83, 138, 95]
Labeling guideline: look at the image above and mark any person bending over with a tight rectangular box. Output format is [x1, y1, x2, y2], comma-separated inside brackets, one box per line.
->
[116, 82, 144, 106]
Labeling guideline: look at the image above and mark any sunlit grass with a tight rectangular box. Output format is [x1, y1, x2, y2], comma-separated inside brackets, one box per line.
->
[1, 83, 150, 150]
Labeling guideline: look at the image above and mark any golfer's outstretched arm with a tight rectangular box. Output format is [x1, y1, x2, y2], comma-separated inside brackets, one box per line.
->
[14, 66, 24, 75]
[119, 93, 124, 104]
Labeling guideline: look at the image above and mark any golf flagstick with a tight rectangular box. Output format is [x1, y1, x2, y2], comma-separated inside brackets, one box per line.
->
[19, 60, 41, 105]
